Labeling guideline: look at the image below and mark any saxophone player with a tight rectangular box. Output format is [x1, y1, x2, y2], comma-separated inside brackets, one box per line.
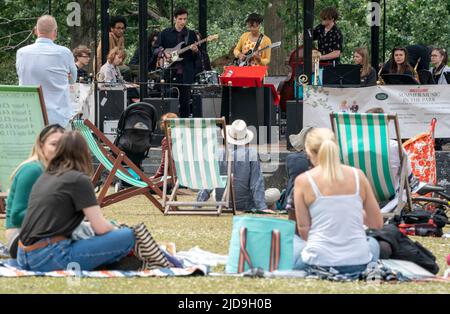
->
[380, 47, 418, 83]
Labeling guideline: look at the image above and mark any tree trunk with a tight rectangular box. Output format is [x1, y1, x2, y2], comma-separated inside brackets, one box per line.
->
[70, 0, 96, 73]
[264, 0, 287, 76]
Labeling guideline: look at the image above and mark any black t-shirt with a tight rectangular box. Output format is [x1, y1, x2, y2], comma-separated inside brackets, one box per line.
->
[313, 24, 343, 63]
[156, 27, 198, 84]
[76, 66, 89, 83]
[19, 170, 98, 246]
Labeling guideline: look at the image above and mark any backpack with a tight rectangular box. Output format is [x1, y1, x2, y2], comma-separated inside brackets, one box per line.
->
[367, 224, 440, 274]
[392, 208, 448, 237]
[114, 102, 157, 167]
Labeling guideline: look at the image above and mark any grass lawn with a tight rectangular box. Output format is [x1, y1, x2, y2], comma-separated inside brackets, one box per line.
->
[0, 195, 449, 294]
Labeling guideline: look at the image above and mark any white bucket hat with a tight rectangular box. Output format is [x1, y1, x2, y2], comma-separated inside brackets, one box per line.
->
[225, 119, 254, 146]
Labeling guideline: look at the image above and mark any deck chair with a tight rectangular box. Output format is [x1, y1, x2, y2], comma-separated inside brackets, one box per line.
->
[162, 118, 236, 216]
[72, 119, 165, 212]
[330, 112, 412, 215]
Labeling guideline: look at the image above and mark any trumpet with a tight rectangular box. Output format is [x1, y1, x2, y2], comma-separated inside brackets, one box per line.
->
[312, 49, 322, 86]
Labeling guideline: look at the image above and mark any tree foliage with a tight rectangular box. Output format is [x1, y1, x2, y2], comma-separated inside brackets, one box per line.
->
[0, 0, 448, 84]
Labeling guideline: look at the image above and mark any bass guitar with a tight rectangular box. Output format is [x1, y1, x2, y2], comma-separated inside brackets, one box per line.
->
[159, 34, 219, 69]
[233, 41, 281, 67]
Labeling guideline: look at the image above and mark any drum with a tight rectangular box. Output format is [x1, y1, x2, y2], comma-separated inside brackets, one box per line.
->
[195, 71, 219, 85]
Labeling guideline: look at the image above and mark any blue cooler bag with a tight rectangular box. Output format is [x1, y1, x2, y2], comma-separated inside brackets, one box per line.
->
[226, 216, 295, 273]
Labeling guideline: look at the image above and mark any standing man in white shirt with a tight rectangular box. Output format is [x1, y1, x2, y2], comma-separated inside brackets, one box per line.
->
[16, 15, 77, 127]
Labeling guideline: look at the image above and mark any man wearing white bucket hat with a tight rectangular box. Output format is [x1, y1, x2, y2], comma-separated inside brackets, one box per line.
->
[197, 119, 271, 212]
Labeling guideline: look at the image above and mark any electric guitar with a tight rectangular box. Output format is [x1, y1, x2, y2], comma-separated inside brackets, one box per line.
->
[234, 41, 281, 67]
[159, 34, 219, 69]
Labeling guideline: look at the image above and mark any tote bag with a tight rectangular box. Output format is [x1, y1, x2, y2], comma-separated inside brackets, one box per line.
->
[226, 216, 295, 273]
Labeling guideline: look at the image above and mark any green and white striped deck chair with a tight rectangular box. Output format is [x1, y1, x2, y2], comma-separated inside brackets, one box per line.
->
[162, 117, 236, 216]
[330, 112, 412, 214]
[72, 119, 164, 212]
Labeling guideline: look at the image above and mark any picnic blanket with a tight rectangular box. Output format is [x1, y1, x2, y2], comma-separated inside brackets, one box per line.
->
[0, 259, 208, 278]
[0, 246, 231, 278]
[0, 245, 221, 278]
[211, 260, 442, 282]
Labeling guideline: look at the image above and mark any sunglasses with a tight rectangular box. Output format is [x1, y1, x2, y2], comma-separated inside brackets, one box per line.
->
[39, 124, 64, 141]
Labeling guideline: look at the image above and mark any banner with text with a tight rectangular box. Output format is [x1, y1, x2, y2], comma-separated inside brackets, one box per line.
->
[303, 85, 450, 138]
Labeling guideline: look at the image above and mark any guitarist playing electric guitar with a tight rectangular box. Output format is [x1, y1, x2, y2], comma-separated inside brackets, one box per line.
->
[233, 13, 273, 66]
[155, 7, 200, 117]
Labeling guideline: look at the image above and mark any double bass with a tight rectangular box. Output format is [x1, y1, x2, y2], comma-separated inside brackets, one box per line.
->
[278, 45, 304, 112]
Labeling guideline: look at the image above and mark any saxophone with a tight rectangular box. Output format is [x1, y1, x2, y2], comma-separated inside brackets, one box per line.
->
[413, 57, 421, 83]
[376, 65, 384, 85]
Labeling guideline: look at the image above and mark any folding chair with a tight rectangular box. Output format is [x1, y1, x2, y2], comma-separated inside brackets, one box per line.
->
[330, 112, 412, 215]
[162, 117, 236, 216]
[72, 119, 165, 212]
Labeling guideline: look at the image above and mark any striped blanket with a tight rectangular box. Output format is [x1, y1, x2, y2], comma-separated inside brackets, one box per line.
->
[0, 260, 208, 278]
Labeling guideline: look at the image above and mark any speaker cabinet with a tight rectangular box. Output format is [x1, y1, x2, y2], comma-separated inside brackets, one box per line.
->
[192, 94, 222, 118]
[221, 86, 276, 143]
[96, 86, 127, 137]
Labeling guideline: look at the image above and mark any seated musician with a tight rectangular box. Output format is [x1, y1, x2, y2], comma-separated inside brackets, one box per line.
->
[379, 47, 421, 84]
[233, 13, 272, 66]
[430, 48, 450, 85]
[99, 47, 126, 84]
[73, 45, 91, 83]
[380, 47, 415, 76]
[353, 47, 376, 86]
[99, 47, 139, 101]
[313, 7, 343, 65]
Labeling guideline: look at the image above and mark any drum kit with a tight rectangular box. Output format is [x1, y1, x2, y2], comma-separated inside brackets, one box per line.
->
[192, 70, 221, 96]
[195, 70, 220, 85]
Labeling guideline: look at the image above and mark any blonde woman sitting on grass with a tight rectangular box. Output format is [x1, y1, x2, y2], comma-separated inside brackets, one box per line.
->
[292, 128, 383, 276]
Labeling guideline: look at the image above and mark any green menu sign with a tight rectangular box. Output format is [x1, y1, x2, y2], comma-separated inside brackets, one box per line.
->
[0, 85, 48, 192]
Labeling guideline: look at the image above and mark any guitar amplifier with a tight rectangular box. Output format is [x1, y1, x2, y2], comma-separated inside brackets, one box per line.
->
[96, 85, 127, 132]
[192, 94, 222, 118]
[141, 97, 179, 145]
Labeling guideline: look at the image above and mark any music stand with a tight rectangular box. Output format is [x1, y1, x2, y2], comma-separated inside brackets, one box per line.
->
[322, 64, 361, 86]
[381, 74, 419, 85]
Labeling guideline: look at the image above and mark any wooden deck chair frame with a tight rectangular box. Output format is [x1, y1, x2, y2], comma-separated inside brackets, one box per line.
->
[72, 119, 165, 212]
[329, 112, 413, 215]
[162, 117, 236, 216]
[0, 192, 6, 218]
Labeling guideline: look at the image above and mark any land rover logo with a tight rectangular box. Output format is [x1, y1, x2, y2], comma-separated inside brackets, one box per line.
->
[375, 93, 388, 100]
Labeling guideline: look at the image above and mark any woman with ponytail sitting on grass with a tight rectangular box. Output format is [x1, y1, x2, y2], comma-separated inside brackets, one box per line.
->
[292, 128, 383, 275]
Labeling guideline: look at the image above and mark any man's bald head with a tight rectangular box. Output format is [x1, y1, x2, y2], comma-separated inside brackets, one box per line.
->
[36, 15, 57, 40]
